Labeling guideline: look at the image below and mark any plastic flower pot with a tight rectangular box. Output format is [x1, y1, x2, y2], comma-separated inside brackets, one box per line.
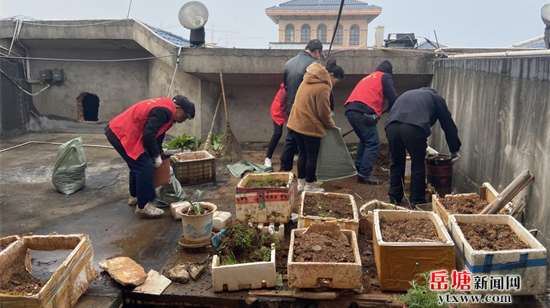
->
[178, 202, 217, 244]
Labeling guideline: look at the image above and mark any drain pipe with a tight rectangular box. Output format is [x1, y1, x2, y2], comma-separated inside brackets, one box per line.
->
[448, 49, 550, 59]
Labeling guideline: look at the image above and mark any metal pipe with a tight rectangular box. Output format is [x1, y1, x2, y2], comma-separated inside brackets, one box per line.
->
[448, 50, 550, 59]
[0, 140, 113, 153]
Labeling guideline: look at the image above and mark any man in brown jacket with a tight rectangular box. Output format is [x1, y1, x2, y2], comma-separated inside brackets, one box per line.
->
[287, 61, 345, 192]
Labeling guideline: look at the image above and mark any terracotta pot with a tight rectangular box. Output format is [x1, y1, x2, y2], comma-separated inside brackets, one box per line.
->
[178, 202, 217, 244]
[153, 157, 170, 187]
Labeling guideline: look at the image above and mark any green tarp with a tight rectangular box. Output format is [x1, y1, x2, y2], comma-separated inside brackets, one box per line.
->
[227, 161, 274, 178]
[316, 127, 357, 182]
[153, 174, 187, 208]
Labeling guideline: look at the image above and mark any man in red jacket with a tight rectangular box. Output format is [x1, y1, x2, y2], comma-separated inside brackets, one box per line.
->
[345, 60, 398, 185]
[105, 95, 195, 218]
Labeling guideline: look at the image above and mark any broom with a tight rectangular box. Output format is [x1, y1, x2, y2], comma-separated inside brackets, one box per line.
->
[203, 92, 222, 154]
[218, 70, 243, 163]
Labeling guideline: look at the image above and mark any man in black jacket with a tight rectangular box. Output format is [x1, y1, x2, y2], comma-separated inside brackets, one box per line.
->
[279, 39, 324, 176]
[385, 87, 461, 206]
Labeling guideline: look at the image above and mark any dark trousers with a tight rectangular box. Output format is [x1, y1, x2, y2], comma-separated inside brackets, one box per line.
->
[105, 128, 156, 209]
[386, 122, 428, 204]
[293, 130, 321, 183]
[345, 110, 381, 178]
[266, 120, 284, 159]
[279, 127, 298, 171]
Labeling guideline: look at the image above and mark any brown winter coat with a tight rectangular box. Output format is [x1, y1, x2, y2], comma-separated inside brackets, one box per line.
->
[287, 63, 335, 138]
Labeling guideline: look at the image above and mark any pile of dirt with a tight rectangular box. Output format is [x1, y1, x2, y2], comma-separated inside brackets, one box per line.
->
[245, 178, 287, 188]
[459, 223, 530, 251]
[374, 144, 391, 170]
[381, 219, 442, 242]
[303, 194, 353, 219]
[443, 194, 488, 214]
[0, 271, 46, 295]
[292, 231, 355, 263]
[183, 204, 211, 216]
[218, 223, 282, 265]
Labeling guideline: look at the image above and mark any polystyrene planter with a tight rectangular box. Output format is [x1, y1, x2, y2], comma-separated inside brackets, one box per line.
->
[178, 202, 217, 244]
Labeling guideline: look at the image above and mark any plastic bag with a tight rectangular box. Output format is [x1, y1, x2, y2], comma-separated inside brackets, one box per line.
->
[152, 174, 187, 208]
[316, 127, 357, 182]
[52, 137, 87, 195]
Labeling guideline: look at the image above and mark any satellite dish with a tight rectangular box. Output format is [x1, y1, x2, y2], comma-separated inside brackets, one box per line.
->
[178, 1, 209, 30]
[542, 4, 550, 27]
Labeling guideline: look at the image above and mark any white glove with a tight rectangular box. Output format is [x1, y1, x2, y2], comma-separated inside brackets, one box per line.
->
[170, 166, 174, 176]
[451, 152, 461, 164]
[153, 156, 162, 168]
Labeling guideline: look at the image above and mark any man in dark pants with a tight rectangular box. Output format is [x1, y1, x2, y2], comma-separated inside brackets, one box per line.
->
[279, 39, 324, 175]
[105, 95, 195, 218]
[385, 87, 461, 206]
[345, 60, 398, 185]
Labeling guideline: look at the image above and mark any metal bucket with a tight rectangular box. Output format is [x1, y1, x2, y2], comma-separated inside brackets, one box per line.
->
[425, 154, 452, 198]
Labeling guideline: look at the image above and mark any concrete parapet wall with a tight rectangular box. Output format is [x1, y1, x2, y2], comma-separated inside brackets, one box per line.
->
[430, 56, 550, 279]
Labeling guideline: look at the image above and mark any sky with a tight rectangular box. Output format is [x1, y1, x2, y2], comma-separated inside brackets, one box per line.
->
[1, 0, 548, 48]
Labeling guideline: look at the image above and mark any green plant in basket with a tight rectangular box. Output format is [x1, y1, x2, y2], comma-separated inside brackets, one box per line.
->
[389, 272, 463, 308]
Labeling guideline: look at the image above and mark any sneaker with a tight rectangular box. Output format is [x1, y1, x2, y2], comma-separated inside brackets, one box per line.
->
[293, 155, 299, 162]
[128, 196, 138, 206]
[304, 182, 324, 192]
[358, 176, 385, 185]
[135, 202, 164, 219]
[264, 157, 272, 167]
[297, 178, 306, 192]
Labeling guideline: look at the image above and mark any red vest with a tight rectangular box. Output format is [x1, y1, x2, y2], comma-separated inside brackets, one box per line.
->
[109, 97, 176, 160]
[345, 71, 386, 116]
[270, 83, 287, 126]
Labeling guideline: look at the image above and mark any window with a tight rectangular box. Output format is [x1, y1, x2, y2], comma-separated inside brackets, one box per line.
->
[334, 23, 343, 45]
[301, 24, 311, 42]
[350, 24, 360, 46]
[317, 24, 327, 43]
[285, 24, 295, 43]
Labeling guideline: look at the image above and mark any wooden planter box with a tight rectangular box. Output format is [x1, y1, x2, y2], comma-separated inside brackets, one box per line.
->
[449, 214, 547, 295]
[373, 210, 455, 291]
[0, 234, 98, 308]
[235, 172, 293, 223]
[288, 229, 362, 289]
[212, 244, 276, 292]
[171, 151, 216, 186]
[433, 182, 511, 228]
[298, 191, 359, 234]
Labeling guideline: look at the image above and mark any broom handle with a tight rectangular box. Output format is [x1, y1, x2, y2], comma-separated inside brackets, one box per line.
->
[209, 93, 222, 135]
[219, 70, 229, 123]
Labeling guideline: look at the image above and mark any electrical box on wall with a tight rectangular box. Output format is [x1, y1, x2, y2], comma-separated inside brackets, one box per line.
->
[39, 69, 52, 83]
[52, 69, 64, 84]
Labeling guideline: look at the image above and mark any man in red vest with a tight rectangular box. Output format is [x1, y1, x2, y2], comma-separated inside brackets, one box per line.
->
[345, 60, 398, 185]
[105, 95, 195, 218]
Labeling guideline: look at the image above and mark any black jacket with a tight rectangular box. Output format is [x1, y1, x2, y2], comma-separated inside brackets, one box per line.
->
[142, 107, 172, 158]
[385, 87, 461, 153]
[345, 60, 399, 115]
[283, 51, 318, 115]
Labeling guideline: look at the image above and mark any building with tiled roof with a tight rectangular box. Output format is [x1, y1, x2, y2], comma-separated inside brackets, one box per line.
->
[265, 0, 381, 49]
[509, 35, 546, 49]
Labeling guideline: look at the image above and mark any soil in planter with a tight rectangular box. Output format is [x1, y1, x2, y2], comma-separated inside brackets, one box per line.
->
[381, 219, 442, 243]
[218, 222, 283, 266]
[184, 204, 211, 216]
[303, 194, 353, 219]
[0, 241, 11, 252]
[443, 194, 488, 214]
[0, 271, 46, 295]
[458, 223, 530, 251]
[293, 231, 355, 263]
[245, 178, 287, 188]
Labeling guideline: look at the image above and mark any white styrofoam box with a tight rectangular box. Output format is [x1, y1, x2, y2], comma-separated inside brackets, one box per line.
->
[248, 222, 285, 239]
[212, 244, 276, 292]
[287, 229, 362, 289]
[213, 211, 232, 231]
[449, 214, 547, 295]
[170, 201, 190, 221]
[298, 191, 359, 234]
[235, 172, 294, 223]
